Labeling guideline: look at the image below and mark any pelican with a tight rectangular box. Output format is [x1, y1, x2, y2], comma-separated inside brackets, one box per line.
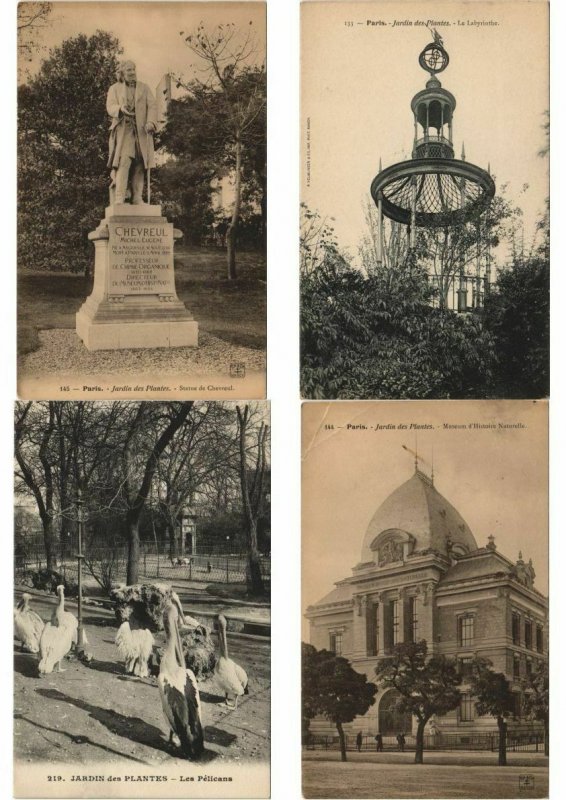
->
[14, 593, 45, 653]
[214, 613, 248, 709]
[158, 601, 204, 759]
[38, 585, 84, 675]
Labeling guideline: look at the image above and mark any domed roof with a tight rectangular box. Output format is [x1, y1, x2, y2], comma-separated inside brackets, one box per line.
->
[360, 470, 477, 562]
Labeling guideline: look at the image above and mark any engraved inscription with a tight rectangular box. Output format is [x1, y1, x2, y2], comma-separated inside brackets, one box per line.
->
[108, 221, 175, 296]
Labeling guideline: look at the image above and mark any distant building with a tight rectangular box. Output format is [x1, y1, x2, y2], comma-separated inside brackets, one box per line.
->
[306, 467, 547, 739]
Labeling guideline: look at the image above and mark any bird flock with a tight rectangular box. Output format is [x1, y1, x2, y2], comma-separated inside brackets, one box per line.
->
[14, 586, 249, 760]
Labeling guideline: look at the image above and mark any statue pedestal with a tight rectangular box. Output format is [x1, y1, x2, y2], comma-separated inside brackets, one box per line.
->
[76, 204, 198, 351]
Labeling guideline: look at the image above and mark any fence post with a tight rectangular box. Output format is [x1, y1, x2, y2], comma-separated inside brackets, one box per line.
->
[189, 559, 192, 580]
[226, 556, 229, 584]
[144, 547, 147, 575]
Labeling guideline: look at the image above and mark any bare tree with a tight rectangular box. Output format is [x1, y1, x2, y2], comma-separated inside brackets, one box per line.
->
[178, 22, 266, 279]
[17, 3, 52, 76]
[14, 402, 57, 570]
[236, 404, 269, 594]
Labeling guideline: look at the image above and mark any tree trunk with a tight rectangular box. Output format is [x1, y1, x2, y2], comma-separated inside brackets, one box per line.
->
[415, 718, 426, 764]
[544, 718, 549, 757]
[226, 137, 242, 280]
[247, 520, 264, 595]
[497, 716, 507, 766]
[41, 512, 55, 572]
[126, 514, 140, 585]
[336, 721, 347, 762]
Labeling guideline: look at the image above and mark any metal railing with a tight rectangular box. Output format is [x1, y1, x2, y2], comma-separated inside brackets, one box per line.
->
[304, 731, 546, 753]
[15, 542, 271, 591]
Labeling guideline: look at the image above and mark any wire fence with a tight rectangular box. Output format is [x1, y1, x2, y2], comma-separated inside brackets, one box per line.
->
[304, 731, 546, 753]
[15, 542, 271, 591]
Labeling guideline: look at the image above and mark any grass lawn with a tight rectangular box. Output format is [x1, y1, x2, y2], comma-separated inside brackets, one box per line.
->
[18, 245, 266, 357]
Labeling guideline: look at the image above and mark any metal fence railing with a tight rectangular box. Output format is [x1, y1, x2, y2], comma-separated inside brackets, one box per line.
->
[15, 542, 271, 591]
[304, 731, 546, 753]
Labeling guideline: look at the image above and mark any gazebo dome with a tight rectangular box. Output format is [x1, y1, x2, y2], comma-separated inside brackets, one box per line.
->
[360, 470, 477, 563]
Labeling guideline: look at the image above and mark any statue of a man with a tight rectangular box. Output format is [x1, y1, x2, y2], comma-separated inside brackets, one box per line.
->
[106, 60, 157, 205]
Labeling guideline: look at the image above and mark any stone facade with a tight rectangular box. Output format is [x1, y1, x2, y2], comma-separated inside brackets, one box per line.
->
[306, 469, 548, 740]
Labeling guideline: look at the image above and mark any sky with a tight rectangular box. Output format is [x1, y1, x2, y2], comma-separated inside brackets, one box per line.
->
[20, 1, 266, 94]
[301, 0, 549, 264]
[302, 400, 548, 639]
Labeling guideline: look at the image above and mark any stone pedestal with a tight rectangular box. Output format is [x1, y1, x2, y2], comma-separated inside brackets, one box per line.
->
[76, 204, 198, 351]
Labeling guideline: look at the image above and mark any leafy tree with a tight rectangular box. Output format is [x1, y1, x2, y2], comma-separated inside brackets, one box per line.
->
[301, 249, 496, 399]
[303, 643, 377, 762]
[18, 32, 122, 273]
[483, 254, 549, 398]
[468, 658, 516, 766]
[170, 23, 266, 278]
[522, 660, 549, 756]
[375, 641, 462, 764]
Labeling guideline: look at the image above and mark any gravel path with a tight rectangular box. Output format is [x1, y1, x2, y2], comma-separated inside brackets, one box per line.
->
[20, 329, 265, 379]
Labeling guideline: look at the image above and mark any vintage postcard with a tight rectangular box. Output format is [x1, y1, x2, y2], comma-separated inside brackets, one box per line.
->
[302, 400, 548, 798]
[14, 400, 270, 797]
[301, 1, 549, 400]
[17, 2, 266, 400]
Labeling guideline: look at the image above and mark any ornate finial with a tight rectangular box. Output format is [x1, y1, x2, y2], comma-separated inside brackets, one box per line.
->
[487, 161, 491, 175]
[429, 26, 444, 48]
[487, 534, 496, 550]
[379, 157, 382, 173]
[461, 143, 466, 161]
[518, 550, 523, 561]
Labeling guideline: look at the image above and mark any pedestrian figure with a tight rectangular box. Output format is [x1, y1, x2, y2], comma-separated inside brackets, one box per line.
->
[397, 732, 406, 752]
[356, 731, 363, 752]
[374, 732, 383, 752]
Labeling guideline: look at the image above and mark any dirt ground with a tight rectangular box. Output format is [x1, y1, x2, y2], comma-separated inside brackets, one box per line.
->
[14, 592, 270, 768]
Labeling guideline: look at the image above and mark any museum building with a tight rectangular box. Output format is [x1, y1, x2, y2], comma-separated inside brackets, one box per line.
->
[305, 467, 548, 739]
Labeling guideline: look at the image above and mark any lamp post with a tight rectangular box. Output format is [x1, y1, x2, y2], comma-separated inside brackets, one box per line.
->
[76, 486, 85, 653]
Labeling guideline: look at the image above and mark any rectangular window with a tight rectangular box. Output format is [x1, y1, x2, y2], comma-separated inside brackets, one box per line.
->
[459, 615, 474, 647]
[526, 659, 533, 678]
[512, 612, 521, 645]
[329, 632, 342, 655]
[460, 694, 474, 722]
[536, 625, 543, 653]
[410, 597, 418, 643]
[525, 620, 532, 650]
[392, 600, 399, 645]
[512, 692, 522, 719]
[513, 654, 521, 680]
[460, 657, 473, 678]
[375, 604, 380, 654]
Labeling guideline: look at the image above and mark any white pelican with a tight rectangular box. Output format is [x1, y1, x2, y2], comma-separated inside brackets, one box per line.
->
[214, 613, 249, 709]
[158, 601, 204, 759]
[14, 593, 45, 653]
[38, 585, 81, 675]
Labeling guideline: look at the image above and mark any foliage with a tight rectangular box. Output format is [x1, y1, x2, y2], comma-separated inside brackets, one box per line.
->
[483, 255, 549, 398]
[522, 660, 549, 755]
[468, 657, 516, 765]
[303, 643, 377, 761]
[301, 243, 496, 399]
[84, 546, 128, 595]
[18, 32, 122, 273]
[375, 641, 462, 764]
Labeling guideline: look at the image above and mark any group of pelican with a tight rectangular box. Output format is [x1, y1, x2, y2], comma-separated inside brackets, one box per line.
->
[14, 586, 88, 675]
[14, 587, 249, 761]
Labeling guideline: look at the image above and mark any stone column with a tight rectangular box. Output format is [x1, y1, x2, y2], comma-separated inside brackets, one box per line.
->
[397, 588, 406, 645]
[419, 582, 436, 653]
[352, 594, 369, 658]
[377, 595, 386, 657]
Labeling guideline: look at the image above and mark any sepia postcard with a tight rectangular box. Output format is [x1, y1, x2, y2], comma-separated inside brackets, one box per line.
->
[17, 2, 266, 401]
[302, 400, 548, 799]
[14, 400, 270, 798]
[300, 1, 549, 401]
